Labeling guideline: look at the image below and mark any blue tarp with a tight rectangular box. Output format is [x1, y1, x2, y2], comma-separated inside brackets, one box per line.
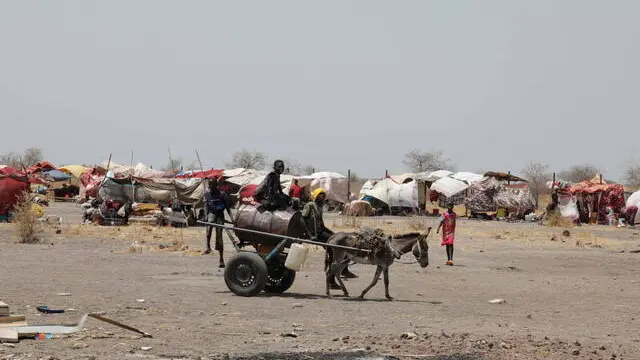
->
[44, 170, 72, 181]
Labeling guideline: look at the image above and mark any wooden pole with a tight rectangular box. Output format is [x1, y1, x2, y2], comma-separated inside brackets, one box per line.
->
[385, 169, 388, 178]
[195, 149, 204, 172]
[167, 148, 175, 174]
[347, 169, 351, 203]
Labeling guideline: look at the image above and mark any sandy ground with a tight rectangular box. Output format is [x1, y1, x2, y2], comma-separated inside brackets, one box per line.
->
[1, 202, 640, 359]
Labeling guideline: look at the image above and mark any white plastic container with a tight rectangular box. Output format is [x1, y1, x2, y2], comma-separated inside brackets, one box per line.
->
[285, 243, 309, 271]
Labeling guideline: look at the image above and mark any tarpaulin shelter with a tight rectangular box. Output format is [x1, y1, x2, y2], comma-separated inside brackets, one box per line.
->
[465, 174, 534, 213]
[98, 177, 206, 205]
[58, 165, 89, 179]
[44, 170, 72, 182]
[359, 178, 419, 209]
[296, 172, 350, 204]
[0, 166, 29, 214]
[98, 161, 170, 180]
[26, 161, 56, 174]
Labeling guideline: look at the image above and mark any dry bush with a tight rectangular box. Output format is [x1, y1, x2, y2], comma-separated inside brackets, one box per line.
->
[545, 210, 575, 228]
[12, 191, 41, 243]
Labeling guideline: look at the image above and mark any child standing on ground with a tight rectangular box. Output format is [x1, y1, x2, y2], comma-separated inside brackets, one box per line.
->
[437, 203, 456, 266]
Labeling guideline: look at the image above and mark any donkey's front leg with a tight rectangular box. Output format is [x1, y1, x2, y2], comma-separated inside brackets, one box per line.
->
[383, 267, 394, 301]
[359, 266, 383, 300]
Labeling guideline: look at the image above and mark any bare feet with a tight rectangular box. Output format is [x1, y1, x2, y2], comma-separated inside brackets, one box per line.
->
[203, 248, 212, 255]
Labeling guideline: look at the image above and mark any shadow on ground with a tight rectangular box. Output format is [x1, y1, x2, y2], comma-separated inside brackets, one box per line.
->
[229, 351, 486, 360]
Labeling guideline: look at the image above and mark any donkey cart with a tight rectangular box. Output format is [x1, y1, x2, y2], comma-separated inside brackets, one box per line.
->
[198, 206, 369, 297]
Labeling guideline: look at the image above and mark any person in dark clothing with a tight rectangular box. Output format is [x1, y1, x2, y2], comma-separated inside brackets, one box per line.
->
[204, 177, 233, 268]
[255, 160, 290, 211]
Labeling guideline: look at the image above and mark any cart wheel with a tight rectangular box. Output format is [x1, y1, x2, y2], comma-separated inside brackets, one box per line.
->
[264, 263, 296, 294]
[224, 252, 268, 297]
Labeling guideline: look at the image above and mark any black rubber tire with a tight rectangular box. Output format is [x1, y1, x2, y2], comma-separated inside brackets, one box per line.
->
[224, 252, 268, 297]
[264, 264, 296, 294]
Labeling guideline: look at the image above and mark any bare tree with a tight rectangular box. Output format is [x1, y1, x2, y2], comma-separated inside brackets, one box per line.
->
[0, 152, 21, 168]
[22, 148, 43, 167]
[522, 161, 551, 209]
[403, 149, 453, 173]
[558, 164, 600, 183]
[226, 149, 267, 170]
[625, 158, 640, 189]
[283, 159, 315, 175]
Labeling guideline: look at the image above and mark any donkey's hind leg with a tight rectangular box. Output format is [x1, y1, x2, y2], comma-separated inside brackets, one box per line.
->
[359, 266, 383, 300]
[383, 267, 394, 301]
[333, 258, 351, 297]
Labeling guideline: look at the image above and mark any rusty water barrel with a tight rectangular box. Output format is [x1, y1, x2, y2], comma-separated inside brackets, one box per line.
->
[234, 206, 306, 246]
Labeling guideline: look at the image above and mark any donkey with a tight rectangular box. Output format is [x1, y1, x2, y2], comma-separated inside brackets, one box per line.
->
[325, 228, 431, 300]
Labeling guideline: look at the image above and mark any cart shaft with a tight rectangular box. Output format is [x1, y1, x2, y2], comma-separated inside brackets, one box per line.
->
[197, 220, 370, 253]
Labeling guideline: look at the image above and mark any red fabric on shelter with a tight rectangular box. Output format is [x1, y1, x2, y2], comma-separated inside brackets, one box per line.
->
[26, 161, 56, 174]
[239, 184, 259, 205]
[0, 166, 29, 212]
[175, 169, 223, 179]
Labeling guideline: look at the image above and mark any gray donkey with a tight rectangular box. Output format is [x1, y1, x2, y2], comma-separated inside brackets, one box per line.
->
[325, 228, 431, 300]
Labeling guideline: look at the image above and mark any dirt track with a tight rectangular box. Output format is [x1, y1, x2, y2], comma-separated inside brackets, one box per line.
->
[1, 202, 640, 359]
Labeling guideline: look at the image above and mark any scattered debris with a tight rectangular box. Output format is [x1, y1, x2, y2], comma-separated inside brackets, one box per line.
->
[489, 299, 506, 304]
[141, 346, 152, 351]
[136, 299, 145, 303]
[56, 293, 71, 297]
[37, 306, 65, 314]
[563, 230, 571, 237]
[572, 349, 580, 355]
[280, 332, 298, 338]
[72, 342, 88, 349]
[526, 314, 532, 319]
[400, 332, 418, 340]
[292, 303, 303, 309]
[500, 342, 511, 349]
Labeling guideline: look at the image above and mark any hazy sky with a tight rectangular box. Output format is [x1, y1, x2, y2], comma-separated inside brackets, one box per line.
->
[1, 1, 639, 179]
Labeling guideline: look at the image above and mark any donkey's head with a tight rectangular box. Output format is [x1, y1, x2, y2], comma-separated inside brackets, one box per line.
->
[411, 227, 431, 268]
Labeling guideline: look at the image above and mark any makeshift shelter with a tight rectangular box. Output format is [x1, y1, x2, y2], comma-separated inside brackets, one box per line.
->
[465, 173, 534, 215]
[360, 178, 419, 210]
[297, 172, 351, 204]
[429, 176, 469, 204]
[566, 177, 625, 224]
[98, 177, 206, 205]
[0, 166, 29, 216]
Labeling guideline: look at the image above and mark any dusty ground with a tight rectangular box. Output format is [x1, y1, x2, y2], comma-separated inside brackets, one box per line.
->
[1, 202, 640, 359]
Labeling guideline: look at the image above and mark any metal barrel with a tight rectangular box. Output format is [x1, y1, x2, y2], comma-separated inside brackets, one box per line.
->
[233, 206, 306, 246]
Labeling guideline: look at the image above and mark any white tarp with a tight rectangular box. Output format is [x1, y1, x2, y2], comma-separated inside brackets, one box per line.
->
[451, 172, 484, 184]
[429, 177, 470, 198]
[99, 161, 170, 179]
[360, 178, 419, 208]
[626, 191, 640, 224]
[224, 169, 266, 187]
[558, 193, 579, 220]
[421, 170, 454, 182]
[308, 172, 346, 179]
